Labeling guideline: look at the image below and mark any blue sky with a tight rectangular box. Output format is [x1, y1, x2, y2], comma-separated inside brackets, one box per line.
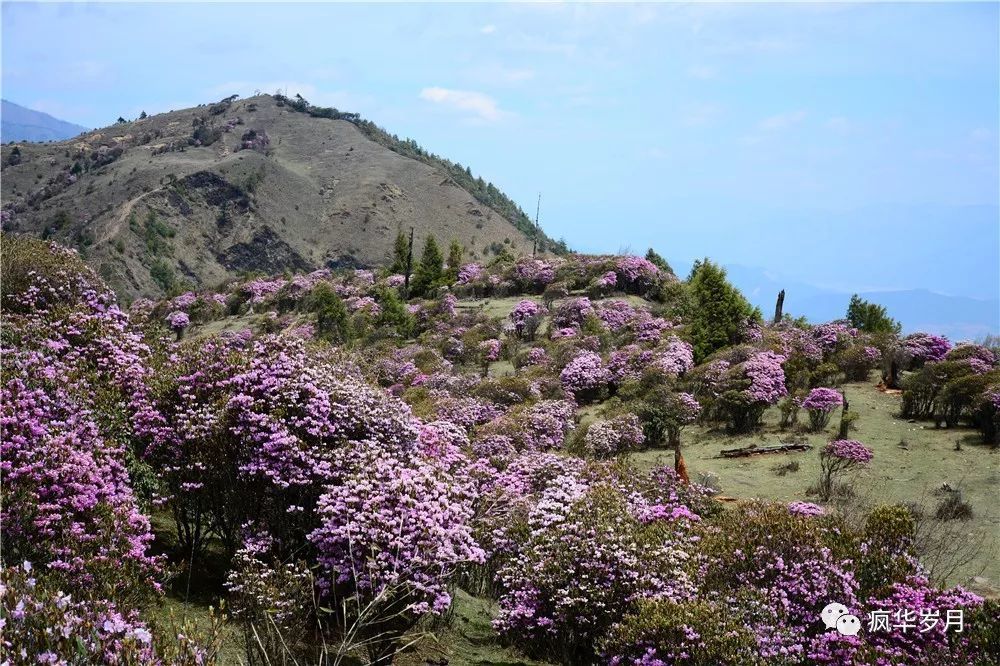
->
[3, 2, 998, 302]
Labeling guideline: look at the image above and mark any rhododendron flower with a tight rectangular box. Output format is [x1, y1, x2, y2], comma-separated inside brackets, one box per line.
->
[560, 351, 611, 399]
[457, 263, 483, 285]
[166, 310, 189, 330]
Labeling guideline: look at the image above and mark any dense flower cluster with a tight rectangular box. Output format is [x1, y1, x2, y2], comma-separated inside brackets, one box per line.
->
[166, 310, 189, 330]
[818, 439, 874, 500]
[560, 351, 611, 399]
[583, 413, 645, 458]
[596, 299, 637, 331]
[457, 263, 483, 285]
[509, 299, 545, 338]
[552, 297, 595, 328]
[310, 448, 485, 617]
[511, 258, 555, 292]
[615, 255, 660, 292]
[903, 332, 952, 364]
[479, 338, 503, 362]
[802, 387, 844, 430]
[744, 351, 789, 404]
[824, 438, 874, 464]
[652, 337, 695, 377]
[788, 501, 827, 517]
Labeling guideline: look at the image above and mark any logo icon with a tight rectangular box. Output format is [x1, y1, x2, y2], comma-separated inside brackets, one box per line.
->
[821, 602, 862, 636]
[836, 613, 862, 636]
[821, 602, 849, 630]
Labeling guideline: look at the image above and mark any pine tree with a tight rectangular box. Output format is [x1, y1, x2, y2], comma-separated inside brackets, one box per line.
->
[444, 240, 463, 284]
[846, 294, 901, 334]
[310, 283, 352, 343]
[411, 235, 443, 297]
[687, 259, 758, 363]
[645, 248, 674, 275]
[390, 231, 409, 274]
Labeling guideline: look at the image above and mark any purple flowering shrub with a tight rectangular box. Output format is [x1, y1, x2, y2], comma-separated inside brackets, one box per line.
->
[615, 255, 661, 294]
[581, 413, 645, 458]
[818, 439, 874, 501]
[560, 351, 611, 402]
[509, 258, 555, 293]
[864, 576, 984, 665]
[903, 332, 952, 366]
[1, 379, 159, 606]
[1, 562, 224, 664]
[702, 350, 788, 433]
[551, 296, 595, 329]
[475, 399, 577, 460]
[802, 387, 844, 431]
[508, 299, 546, 340]
[309, 444, 484, 663]
[494, 479, 695, 664]
[143, 335, 421, 556]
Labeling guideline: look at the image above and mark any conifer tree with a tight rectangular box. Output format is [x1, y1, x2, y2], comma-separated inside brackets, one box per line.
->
[411, 235, 443, 296]
[687, 259, 758, 363]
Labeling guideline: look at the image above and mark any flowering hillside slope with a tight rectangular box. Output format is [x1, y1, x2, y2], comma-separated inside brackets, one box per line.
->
[2, 236, 997, 665]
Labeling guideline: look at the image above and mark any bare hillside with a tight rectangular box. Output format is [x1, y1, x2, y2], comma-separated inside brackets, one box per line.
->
[1, 94, 542, 297]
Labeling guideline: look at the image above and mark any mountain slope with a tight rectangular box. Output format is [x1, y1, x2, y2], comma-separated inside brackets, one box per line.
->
[1, 99, 89, 142]
[0, 94, 548, 298]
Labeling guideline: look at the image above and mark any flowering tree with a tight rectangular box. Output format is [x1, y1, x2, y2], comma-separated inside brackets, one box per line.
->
[802, 387, 844, 431]
[552, 297, 595, 329]
[614, 255, 660, 294]
[560, 351, 611, 402]
[712, 351, 788, 433]
[818, 439, 874, 500]
[166, 310, 190, 339]
[494, 479, 693, 664]
[582, 413, 644, 458]
[903, 332, 953, 366]
[309, 449, 484, 663]
[477, 338, 503, 376]
[508, 299, 546, 341]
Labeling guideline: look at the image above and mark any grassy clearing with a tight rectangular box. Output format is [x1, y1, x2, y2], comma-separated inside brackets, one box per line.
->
[629, 377, 999, 589]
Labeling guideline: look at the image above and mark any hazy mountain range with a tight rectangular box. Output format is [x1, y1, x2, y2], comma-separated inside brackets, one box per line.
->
[1, 99, 88, 143]
[709, 262, 999, 342]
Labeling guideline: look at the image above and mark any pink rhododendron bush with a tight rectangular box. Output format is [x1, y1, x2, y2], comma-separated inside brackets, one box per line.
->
[1, 237, 995, 665]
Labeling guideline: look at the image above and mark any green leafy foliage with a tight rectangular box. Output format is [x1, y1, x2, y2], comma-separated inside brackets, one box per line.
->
[847, 294, 901, 334]
[686, 259, 758, 363]
[308, 282, 353, 343]
[411, 235, 443, 297]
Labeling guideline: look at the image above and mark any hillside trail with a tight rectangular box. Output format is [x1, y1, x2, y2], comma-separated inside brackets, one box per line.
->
[96, 187, 164, 247]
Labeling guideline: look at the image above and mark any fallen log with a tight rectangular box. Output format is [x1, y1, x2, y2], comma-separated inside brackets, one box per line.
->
[717, 443, 813, 458]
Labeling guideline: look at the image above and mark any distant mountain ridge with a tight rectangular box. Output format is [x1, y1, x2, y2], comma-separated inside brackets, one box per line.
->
[714, 263, 999, 341]
[1, 100, 88, 142]
[0, 94, 554, 298]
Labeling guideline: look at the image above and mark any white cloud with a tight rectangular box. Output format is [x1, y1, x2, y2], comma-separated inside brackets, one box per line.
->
[759, 110, 806, 131]
[480, 24, 496, 34]
[419, 87, 508, 122]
